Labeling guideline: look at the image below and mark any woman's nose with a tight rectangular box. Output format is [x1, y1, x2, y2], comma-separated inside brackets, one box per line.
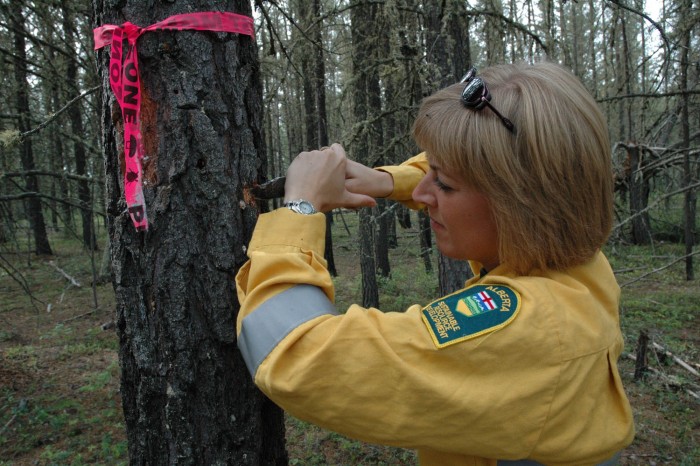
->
[412, 173, 435, 207]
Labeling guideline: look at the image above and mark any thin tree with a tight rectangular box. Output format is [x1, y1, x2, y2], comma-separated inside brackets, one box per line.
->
[312, 0, 339, 277]
[7, 1, 53, 256]
[296, 0, 338, 276]
[351, 0, 379, 307]
[63, 2, 96, 250]
[369, 5, 390, 279]
[679, 0, 695, 280]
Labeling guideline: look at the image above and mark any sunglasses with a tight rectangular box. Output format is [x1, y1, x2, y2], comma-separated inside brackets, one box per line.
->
[460, 67, 516, 134]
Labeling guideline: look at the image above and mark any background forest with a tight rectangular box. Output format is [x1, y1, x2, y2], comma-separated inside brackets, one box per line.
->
[0, 0, 699, 464]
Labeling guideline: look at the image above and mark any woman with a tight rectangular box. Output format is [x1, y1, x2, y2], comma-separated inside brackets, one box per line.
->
[236, 62, 634, 465]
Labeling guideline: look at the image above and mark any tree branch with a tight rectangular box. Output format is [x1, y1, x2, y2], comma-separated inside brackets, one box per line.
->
[255, 1, 304, 78]
[652, 342, 700, 378]
[466, 9, 548, 54]
[605, 0, 672, 64]
[1, 170, 94, 183]
[48, 260, 82, 288]
[18, 85, 100, 142]
[620, 250, 700, 287]
[0, 255, 45, 310]
[613, 181, 700, 231]
[0, 191, 106, 217]
[598, 89, 700, 103]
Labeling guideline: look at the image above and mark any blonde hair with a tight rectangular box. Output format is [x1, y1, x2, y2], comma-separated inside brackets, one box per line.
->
[412, 62, 613, 274]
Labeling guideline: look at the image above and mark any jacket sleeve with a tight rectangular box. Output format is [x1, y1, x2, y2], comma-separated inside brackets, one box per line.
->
[235, 209, 336, 376]
[376, 152, 429, 210]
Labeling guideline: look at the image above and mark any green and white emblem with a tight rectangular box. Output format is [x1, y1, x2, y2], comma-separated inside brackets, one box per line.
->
[421, 284, 521, 348]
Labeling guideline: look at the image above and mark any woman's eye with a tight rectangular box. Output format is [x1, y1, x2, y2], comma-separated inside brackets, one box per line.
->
[433, 175, 453, 192]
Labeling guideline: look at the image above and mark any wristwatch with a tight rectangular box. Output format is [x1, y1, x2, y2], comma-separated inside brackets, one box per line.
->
[284, 199, 318, 215]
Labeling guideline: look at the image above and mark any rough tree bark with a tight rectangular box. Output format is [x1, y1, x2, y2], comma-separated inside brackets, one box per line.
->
[93, 0, 286, 464]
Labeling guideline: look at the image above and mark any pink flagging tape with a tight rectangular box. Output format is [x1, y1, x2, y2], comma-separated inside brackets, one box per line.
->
[94, 12, 255, 231]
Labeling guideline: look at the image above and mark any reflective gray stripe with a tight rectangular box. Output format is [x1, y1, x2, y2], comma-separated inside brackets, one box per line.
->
[497, 451, 621, 466]
[238, 284, 338, 377]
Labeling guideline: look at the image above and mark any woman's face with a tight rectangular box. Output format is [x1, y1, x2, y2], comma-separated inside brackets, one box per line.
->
[412, 159, 500, 271]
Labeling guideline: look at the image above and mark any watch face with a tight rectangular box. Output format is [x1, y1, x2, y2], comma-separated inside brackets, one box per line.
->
[298, 201, 315, 214]
[286, 200, 317, 215]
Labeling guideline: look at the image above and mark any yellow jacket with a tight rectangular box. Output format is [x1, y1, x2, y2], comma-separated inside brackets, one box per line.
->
[236, 154, 634, 465]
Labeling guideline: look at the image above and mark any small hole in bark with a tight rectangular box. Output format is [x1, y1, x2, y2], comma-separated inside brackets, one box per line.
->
[197, 158, 206, 169]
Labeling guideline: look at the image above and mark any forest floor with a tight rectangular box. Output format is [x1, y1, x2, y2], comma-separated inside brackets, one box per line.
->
[1, 212, 698, 465]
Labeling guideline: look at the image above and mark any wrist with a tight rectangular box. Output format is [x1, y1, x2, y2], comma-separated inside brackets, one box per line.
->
[284, 199, 318, 215]
[374, 169, 395, 198]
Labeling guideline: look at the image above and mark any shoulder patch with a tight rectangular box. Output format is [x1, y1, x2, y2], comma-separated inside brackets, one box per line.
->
[421, 284, 521, 348]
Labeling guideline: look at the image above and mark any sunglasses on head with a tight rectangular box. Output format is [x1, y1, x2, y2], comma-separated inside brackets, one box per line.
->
[460, 67, 516, 134]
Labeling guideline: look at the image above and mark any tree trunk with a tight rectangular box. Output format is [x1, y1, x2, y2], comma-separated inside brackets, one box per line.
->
[313, 0, 329, 149]
[425, 0, 472, 291]
[63, 4, 96, 250]
[46, 76, 64, 231]
[679, 0, 695, 280]
[10, 3, 52, 256]
[375, 200, 391, 277]
[305, 0, 338, 277]
[628, 145, 652, 244]
[351, 0, 379, 307]
[587, 0, 598, 97]
[399, 2, 431, 275]
[369, 71, 390, 278]
[93, 1, 286, 464]
[418, 210, 433, 273]
[438, 254, 474, 295]
[299, 0, 316, 150]
[633, 329, 649, 381]
[558, 1, 572, 70]
[360, 209, 379, 307]
[447, 0, 471, 78]
[397, 205, 412, 229]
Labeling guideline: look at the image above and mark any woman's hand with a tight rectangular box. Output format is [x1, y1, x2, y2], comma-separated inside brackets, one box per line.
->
[344, 159, 394, 199]
[284, 144, 378, 213]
